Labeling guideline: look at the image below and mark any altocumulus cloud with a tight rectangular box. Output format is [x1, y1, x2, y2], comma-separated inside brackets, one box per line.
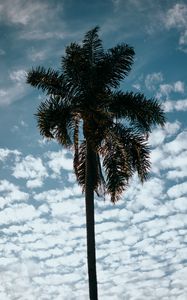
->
[0, 116, 187, 299]
[12, 154, 48, 188]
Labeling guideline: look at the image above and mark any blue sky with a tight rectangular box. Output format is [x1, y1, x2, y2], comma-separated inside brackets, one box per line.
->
[0, 0, 187, 299]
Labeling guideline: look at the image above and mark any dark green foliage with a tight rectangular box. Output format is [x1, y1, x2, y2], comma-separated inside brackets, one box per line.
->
[27, 26, 166, 203]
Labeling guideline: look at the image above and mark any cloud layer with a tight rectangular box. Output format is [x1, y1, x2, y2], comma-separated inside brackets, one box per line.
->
[1, 120, 187, 299]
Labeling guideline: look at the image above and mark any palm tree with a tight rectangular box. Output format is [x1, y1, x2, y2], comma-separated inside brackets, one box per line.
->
[27, 26, 165, 300]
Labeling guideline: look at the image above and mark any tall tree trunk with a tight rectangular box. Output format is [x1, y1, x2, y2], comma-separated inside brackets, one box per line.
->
[85, 140, 98, 300]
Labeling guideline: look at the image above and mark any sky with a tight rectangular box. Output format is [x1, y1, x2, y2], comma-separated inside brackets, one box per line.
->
[0, 0, 187, 299]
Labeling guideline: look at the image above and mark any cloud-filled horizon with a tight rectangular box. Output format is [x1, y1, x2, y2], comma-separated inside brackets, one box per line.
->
[0, 1, 187, 299]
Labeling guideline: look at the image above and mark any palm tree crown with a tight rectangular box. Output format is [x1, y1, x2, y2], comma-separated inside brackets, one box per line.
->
[27, 26, 165, 203]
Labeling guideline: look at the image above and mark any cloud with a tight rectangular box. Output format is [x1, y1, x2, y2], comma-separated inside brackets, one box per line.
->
[150, 128, 187, 182]
[167, 182, 187, 198]
[179, 29, 187, 46]
[34, 185, 82, 203]
[0, 148, 21, 161]
[21, 29, 66, 41]
[0, 1, 66, 58]
[165, 4, 187, 30]
[0, 0, 68, 42]
[164, 131, 187, 154]
[145, 72, 163, 91]
[0, 84, 27, 106]
[27, 48, 49, 62]
[148, 120, 181, 147]
[0, 125, 187, 298]
[156, 81, 185, 99]
[12, 155, 48, 188]
[0, 69, 28, 106]
[132, 83, 141, 90]
[0, 0, 53, 26]
[0, 180, 29, 209]
[0, 203, 40, 225]
[164, 3, 187, 51]
[46, 150, 73, 177]
[9, 70, 26, 84]
[144, 73, 185, 100]
[164, 99, 187, 112]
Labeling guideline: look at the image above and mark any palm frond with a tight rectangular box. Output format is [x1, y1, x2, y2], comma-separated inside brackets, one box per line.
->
[73, 115, 80, 181]
[27, 66, 64, 96]
[102, 135, 131, 203]
[62, 42, 88, 91]
[108, 91, 166, 132]
[74, 140, 105, 195]
[96, 44, 135, 89]
[111, 123, 151, 182]
[36, 97, 74, 146]
[74, 140, 86, 189]
[101, 123, 150, 202]
[82, 26, 104, 64]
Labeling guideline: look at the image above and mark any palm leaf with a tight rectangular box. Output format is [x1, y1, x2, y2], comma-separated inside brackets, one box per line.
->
[96, 44, 135, 89]
[36, 96, 74, 146]
[108, 91, 166, 132]
[111, 123, 151, 182]
[27, 66, 65, 96]
[74, 140, 105, 195]
[82, 26, 104, 64]
[101, 123, 150, 202]
[102, 135, 131, 203]
[62, 43, 85, 88]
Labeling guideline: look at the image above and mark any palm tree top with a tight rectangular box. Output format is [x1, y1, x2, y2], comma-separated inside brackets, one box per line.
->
[27, 26, 166, 203]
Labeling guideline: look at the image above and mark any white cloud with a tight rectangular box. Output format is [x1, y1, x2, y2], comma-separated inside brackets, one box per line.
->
[0, 0, 68, 43]
[164, 99, 187, 112]
[0, 83, 27, 106]
[150, 128, 187, 181]
[46, 150, 73, 177]
[149, 121, 181, 147]
[28, 48, 49, 62]
[0, 68, 29, 106]
[173, 197, 187, 213]
[180, 29, 187, 46]
[145, 72, 163, 91]
[34, 185, 82, 203]
[26, 178, 44, 189]
[144, 72, 185, 100]
[12, 155, 48, 188]
[156, 81, 184, 99]
[0, 180, 29, 209]
[164, 3, 187, 50]
[164, 131, 187, 154]
[9, 70, 26, 84]
[13, 155, 47, 178]
[0, 123, 187, 299]
[0, 0, 51, 26]
[22, 30, 66, 41]
[165, 4, 187, 30]
[132, 83, 141, 90]
[174, 81, 185, 93]
[0, 203, 40, 225]
[0, 148, 21, 161]
[167, 182, 187, 198]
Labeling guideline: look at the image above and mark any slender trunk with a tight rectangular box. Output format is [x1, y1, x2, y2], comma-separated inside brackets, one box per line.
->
[85, 140, 98, 300]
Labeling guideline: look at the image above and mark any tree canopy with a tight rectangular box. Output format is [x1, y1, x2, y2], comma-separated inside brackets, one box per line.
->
[27, 26, 166, 203]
